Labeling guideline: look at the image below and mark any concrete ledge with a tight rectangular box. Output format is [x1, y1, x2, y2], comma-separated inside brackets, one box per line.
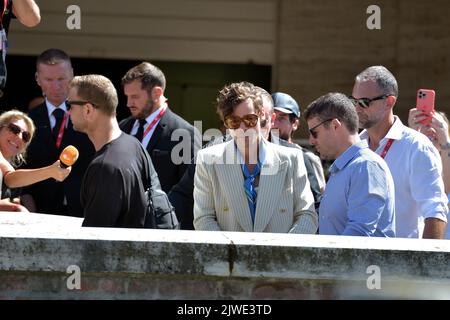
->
[1, 212, 449, 299]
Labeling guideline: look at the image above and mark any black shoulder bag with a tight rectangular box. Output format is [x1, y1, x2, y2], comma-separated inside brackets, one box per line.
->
[143, 149, 179, 229]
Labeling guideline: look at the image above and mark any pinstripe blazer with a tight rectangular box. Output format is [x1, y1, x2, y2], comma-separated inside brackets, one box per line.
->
[193, 139, 318, 233]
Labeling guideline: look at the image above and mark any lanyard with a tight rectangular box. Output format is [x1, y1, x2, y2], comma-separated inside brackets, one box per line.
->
[141, 105, 167, 141]
[380, 138, 394, 159]
[55, 112, 69, 149]
[1, 0, 7, 27]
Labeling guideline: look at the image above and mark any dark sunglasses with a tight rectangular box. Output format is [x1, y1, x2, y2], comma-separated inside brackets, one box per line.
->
[348, 94, 391, 108]
[308, 118, 333, 139]
[66, 100, 93, 110]
[224, 114, 259, 129]
[6, 123, 31, 143]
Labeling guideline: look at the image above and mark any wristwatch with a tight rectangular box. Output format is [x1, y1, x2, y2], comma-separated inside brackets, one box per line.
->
[440, 141, 450, 150]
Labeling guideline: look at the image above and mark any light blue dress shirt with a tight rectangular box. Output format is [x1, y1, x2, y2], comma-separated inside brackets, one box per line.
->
[319, 140, 396, 237]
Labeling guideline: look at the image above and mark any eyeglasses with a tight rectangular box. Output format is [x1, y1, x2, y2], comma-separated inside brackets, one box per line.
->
[5, 123, 31, 143]
[308, 119, 333, 139]
[348, 94, 391, 108]
[66, 100, 93, 110]
[224, 114, 259, 129]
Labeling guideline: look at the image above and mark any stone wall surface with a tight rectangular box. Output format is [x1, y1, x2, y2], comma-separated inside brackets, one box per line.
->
[0, 213, 449, 299]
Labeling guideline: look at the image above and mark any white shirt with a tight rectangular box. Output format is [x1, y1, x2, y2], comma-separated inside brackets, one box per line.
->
[130, 105, 164, 148]
[360, 116, 448, 238]
[45, 99, 68, 130]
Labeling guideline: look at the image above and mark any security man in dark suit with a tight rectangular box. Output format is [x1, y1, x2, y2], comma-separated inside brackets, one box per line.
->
[20, 49, 95, 217]
[119, 62, 197, 195]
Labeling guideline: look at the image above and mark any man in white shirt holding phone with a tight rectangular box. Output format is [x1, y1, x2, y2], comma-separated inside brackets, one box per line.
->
[350, 65, 448, 239]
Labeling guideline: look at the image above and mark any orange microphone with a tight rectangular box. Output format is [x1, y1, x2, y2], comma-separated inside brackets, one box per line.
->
[59, 145, 79, 168]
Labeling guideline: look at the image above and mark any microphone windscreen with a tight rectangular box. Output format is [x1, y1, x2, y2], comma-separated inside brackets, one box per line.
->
[60, 145, 79, 168]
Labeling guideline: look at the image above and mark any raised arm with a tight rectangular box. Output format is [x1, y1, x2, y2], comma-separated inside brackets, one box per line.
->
[12, 0, 41, 27]
[2, 159, 71, 188]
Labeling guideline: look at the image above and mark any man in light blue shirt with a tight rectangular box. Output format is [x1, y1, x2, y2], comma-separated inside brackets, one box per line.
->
[304, 92, 395, 237]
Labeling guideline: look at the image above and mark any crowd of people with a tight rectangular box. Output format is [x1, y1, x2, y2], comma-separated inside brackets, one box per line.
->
[0, 1, 448, 240]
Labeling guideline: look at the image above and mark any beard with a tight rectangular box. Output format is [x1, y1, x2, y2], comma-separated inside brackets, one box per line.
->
[358, 112, 374, 129]
[270, 128, 289, 141]
[135, 99, 155, 119]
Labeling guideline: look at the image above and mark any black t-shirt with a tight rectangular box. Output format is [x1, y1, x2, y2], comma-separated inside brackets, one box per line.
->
[81, 133, 151, 228]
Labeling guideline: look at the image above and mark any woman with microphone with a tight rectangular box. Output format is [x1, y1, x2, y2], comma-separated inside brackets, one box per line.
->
[0, 110, 71, 212]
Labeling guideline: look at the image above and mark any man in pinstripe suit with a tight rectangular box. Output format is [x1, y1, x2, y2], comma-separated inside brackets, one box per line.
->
[193, 82, 318, 233]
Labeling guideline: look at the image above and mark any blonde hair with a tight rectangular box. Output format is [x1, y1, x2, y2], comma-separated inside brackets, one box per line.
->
[0, 110, 36, 166]
[69, 74, 118, 117]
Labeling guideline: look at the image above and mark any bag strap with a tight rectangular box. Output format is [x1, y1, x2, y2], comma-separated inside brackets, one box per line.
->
[140, 144, 152, 190]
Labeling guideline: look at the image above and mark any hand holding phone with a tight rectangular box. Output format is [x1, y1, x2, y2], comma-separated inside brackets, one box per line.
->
[416, 89, 435, 126]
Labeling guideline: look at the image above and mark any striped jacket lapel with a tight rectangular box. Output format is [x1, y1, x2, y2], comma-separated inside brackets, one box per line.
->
[253, 143, 287, 232]
[214, 140, 253, 232]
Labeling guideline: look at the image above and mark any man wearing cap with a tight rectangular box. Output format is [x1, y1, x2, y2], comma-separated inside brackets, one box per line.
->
[272, 92, 326, 194]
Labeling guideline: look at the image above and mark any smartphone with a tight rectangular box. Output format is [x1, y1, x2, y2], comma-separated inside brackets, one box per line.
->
[416, 89, 435, 126]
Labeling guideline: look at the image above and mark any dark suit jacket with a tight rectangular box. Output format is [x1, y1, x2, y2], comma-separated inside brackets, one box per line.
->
[168, 133, 323, 230]
[119, 108, 196, 194]
[22, 103, 95, 217]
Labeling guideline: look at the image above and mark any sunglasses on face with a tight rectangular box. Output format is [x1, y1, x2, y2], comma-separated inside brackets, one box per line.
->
[348, 94, 391, 108]
[6, 123, 31, 143]
[66, 100, 93, 110]
[224, 114, 259, 129]
[308, 118, 333, 139]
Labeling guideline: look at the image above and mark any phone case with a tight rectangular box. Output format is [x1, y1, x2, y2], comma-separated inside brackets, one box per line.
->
[416, 89, 435, 125]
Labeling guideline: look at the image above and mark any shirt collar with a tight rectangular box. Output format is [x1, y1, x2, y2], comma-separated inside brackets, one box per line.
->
[135, 105, 165, 128]
[382, 115, 404, 141]
[330, 139, 368, 174]
[360, 115, 404, 143]
[46, 98, 67, 118]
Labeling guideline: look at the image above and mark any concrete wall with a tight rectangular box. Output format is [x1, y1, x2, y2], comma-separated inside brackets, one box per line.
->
[1, 213, 449, 299]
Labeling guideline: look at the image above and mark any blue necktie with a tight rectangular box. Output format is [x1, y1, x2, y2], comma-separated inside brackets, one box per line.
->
[243, 161, 261, 226]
